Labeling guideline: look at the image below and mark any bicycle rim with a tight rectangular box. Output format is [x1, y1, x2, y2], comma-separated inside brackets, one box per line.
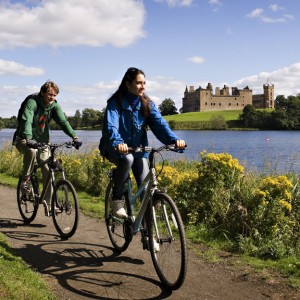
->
[17, 176, 39, 223]
[105, 181, 130, 252]
[52, 179, 79, 239]
[149, 192, 187, 290]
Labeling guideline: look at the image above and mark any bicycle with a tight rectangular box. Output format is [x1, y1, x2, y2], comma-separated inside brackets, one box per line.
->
[17, 140, 81, 239]
[105, 145, 187, 290]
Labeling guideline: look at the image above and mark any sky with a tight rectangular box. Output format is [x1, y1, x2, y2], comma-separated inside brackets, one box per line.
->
[0, 0, 300, 118]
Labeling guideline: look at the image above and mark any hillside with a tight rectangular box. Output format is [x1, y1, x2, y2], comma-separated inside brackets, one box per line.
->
[164, 110, 242, 122]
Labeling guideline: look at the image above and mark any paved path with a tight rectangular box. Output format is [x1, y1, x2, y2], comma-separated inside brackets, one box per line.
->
[1, 184, 299, 300]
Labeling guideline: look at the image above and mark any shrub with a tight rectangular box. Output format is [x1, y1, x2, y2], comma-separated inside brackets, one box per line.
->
[193, 151, 245, 232]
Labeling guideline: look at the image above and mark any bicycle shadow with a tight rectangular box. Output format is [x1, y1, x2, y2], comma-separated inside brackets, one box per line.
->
[3, 229, 173, 299]
[0, 217, 46, 229]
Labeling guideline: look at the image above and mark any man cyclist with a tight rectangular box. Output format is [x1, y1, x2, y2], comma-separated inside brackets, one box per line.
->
[13, 81, 81, 216]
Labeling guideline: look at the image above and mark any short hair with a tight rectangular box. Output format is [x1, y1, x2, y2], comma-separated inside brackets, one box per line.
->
[40, 81, 59, 94]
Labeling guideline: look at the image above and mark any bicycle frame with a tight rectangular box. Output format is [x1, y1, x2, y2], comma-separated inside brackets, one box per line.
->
[106, 144, 188, 290]
[30, 144, 66, 204]
[126, 168, 157, 234]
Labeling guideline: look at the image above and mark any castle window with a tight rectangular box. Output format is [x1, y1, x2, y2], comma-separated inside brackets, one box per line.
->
[229, 103, 231, 106]
[237, 103, 239, 106]
[205, 102, 207, 105]
[219, 103, 221, 106]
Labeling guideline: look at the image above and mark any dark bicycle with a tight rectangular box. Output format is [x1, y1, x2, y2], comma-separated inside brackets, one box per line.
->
[17, 140, 81, 239]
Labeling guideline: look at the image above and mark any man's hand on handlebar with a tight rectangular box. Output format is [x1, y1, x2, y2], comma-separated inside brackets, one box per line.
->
[73, 137, 82, 150]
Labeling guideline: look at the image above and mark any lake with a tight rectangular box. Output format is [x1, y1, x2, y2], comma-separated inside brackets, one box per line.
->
[1, 128, 300, 174]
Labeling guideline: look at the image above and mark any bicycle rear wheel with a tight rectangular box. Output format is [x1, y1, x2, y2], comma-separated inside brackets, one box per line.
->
[52, 179, 79, 239]
[148, 192, 187, 290]
[105, 181, 131, 252]
[17, 176, 39, 223]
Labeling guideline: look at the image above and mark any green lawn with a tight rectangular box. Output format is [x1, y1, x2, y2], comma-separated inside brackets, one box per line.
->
[164, 110, 242, 122]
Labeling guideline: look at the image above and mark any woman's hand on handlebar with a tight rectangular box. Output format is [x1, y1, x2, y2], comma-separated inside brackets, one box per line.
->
[116, 143, 129, 154]
[175, 140, 186, 149]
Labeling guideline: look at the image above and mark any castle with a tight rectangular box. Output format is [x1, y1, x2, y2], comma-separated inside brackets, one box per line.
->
[182, 82, 274, 113]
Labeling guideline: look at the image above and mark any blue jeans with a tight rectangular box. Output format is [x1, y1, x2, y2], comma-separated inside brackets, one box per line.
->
[109, 153, 149, 200]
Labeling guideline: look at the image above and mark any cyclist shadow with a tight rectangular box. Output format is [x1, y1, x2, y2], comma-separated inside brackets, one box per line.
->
[3, 230, 173, 299]
[0, 217, 46, 228]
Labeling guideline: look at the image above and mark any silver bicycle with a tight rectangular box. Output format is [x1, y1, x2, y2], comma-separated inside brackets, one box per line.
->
[105, 145, 187, 290]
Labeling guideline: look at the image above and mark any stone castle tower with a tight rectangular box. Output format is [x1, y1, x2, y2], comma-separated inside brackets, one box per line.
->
[182, 82, 274, 113]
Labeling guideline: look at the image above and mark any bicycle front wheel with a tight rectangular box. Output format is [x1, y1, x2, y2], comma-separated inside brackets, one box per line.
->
[149, 192, 187, 290]
[105, 181, 131, 252]
[52, 179, 79, 239]
[17, 176, 39, 223]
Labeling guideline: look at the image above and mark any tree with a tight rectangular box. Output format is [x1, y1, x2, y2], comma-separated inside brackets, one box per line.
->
[210, 115, 228, 130]
[73, 109, 82, 129]
[81, 108, 103, 128]
[158, 98, 178, 116]
[239, 105, 259, 128]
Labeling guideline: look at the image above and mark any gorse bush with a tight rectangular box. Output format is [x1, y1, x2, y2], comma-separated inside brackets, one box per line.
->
[1, 145, 300, 260]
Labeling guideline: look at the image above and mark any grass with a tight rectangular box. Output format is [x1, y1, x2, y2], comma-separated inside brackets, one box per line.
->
[164, 110, 242, 122]
[185, 225, 300, 288]
[0, 233, 57, 300]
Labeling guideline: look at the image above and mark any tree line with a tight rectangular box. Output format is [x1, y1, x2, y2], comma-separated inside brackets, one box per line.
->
[0, 98, 179, 130]
[240, 94, 300, 129]
[3, 93, 300, 130]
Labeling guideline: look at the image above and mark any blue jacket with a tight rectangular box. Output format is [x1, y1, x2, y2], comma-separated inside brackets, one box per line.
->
[99, 95, 179, 159]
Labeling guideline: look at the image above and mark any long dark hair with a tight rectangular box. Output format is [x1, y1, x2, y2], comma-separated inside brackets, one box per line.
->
[109, 67, 151, 117]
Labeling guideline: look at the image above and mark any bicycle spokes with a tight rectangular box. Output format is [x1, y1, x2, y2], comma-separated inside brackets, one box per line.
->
[17, 176, 39, 223]
[149, 193, 187, 290]
[52, 179, 79, 239]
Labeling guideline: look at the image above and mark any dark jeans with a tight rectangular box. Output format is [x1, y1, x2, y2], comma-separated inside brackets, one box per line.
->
[109, 153, 149, 200]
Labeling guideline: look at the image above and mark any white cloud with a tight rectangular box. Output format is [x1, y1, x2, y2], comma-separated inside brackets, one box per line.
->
[0, 59, 45, 76]
[187, 56, 205, 64]
[247, 8, 264, 18]
[208, 0, 222, 12]
[208, 0, 222, 6]
[2, 63, 300, 118]
[153, 0, 193, 7]
[232, 62, 300, 97]
[247, 6, 294, 23]
[0, 0, 146, 48]
[269, 4, 284, 12]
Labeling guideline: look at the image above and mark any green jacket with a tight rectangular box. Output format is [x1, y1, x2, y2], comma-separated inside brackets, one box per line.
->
[16, 93, 76, 142]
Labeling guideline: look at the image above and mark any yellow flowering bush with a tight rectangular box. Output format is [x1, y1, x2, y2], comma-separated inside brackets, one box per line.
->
[0, 146, 22, 176]
[193, 151, 245, 230]
[158, 165, 198, 222]
[248, 175, 296, 258]
[61, 149, 111, 196]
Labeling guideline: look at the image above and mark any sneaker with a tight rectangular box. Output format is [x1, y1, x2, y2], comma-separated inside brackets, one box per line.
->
[152, 238, 160, 252]
[20, 178, 31, 194]
[143, 236, 160, 252]
[112, 200, 127, 218]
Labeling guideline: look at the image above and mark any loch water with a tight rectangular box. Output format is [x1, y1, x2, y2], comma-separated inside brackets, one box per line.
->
[2, 128, 300, 174]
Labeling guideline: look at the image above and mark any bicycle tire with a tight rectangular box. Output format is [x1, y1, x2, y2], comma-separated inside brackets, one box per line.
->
[105, 180, 131, 252]
[148, 192, 187, 290]
[17, 176, 39, 223]
[52, 179, 79, 239]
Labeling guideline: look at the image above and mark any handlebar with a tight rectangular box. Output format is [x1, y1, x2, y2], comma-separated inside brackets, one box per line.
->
[27, 140, 82, 150]
[127, 144, 187, 154]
